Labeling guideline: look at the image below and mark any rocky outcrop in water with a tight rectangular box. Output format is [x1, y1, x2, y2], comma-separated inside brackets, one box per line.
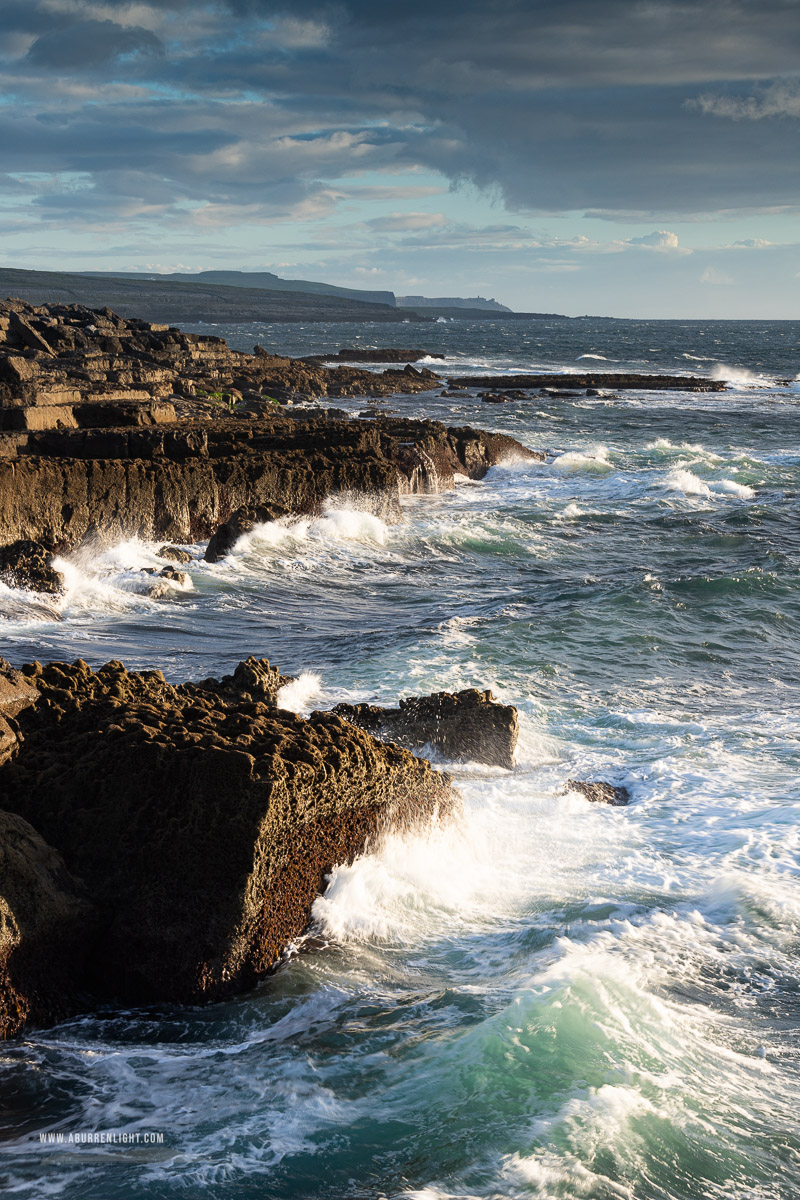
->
[204, 503, 290, 563]
[0, 539, 64, 594]
[302, 348, 445, 364]
[450, 372, 725, 393]
[0, 659, 458, 1016]
[566, 779, 630, 806]
[333, 688, 518, 769]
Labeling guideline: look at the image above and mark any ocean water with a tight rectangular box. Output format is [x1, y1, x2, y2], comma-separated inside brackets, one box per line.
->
[1, 318, 799, 1199]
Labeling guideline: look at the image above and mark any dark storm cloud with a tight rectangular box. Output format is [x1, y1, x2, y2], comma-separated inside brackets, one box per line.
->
[1, 0, 799, 229]
[26, 20, 163, 71]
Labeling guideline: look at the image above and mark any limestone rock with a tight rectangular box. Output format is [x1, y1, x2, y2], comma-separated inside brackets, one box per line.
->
[0, 810, 96, 1038]
[0, 540, 63, 594]
[0, 300, 542, 550]
[566, 779, 630, 806]
[0, 659, 40, 719]
[192, 656, 295, 707]
[1, 659, 458, 1005]
[0, 659, 40, 767]
[157, 545, 192, 563]
[333, 688, 518, 770]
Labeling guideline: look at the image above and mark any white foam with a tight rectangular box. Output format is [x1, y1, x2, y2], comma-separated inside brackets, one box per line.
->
[437, 615, 479, 647]
[277, 671, 323, 714]
[665, 467, 713, 497]
[312, 749, 631, 949]
[711, 363, 774, 388]
[645, 437, 722, 461]
[664, 468, 755, 499]
[552, 444, 612, 473]
[237, 507, 390, 557]
[312, 508, 388, 544]
[713, 478, 756, 497]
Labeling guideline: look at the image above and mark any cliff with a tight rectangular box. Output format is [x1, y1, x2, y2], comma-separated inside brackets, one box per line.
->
[0, 298, 541, 560]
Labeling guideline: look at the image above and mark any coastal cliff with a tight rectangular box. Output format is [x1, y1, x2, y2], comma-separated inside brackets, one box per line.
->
[0, 299, 540, 562]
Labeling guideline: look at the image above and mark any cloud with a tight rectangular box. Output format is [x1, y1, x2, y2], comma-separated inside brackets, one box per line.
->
[367, 212, 447, 231]
[626, 230, 681, 250]
[1, 0, 800, 257]
[26, 18, 163, 69]
[689, 80, 800, 120]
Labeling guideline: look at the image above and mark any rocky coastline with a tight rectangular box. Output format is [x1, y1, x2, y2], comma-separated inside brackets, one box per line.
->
[0, 300, 655, 1037]
[0, 299, 540, 575]
[0, 300, 534, 1036]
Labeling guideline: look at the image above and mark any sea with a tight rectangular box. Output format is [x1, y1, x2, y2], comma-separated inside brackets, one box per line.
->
[1, 317, 799, 1199]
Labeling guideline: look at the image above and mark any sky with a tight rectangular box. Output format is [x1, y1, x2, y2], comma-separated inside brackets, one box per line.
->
[1, 0, 799, 317]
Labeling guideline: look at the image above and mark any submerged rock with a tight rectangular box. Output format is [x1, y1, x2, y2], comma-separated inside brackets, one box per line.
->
[333, 688, 518, 770]
[566, 779, 630, 806]
[0, 810, 96, 1038]
[159, 565, 189, 586]
[0, 539, 64, 594]
[0, 659, 458, 1012]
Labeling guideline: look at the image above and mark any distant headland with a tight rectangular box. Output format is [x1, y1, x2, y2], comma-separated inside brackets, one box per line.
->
[0, 267, 568, 325]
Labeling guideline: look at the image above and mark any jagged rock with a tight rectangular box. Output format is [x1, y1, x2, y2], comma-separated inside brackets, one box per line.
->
[192, 656, 294, 706]
[0, 659, 40, 767]
[0, 659, 40, 719]
[159, 566, 189, 585]
[566, 779, 630, 806]
[0, 300, 542, 549]
[0, 539, 63, 594]
[333, 688, 518, 769]
[0, 810, 96, 1038]
[480, 389, 528, 403]
[157, 545, 192, 563]
[0, 659, 458, 1006]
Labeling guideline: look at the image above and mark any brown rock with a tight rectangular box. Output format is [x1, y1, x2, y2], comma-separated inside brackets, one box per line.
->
[0, 659, 40, 719]
[566, 779, 630, 806]
[0, 300, 542, 551]
[333, 688, 518, 770]
[1, 659, 459, 1005]
[0, 810, 96, 1038]
[0, 540, 64, 594]
[157, 545, 192, 563]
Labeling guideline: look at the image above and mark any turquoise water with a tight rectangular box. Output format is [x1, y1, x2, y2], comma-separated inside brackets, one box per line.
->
[1, 320, 799, 1198]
